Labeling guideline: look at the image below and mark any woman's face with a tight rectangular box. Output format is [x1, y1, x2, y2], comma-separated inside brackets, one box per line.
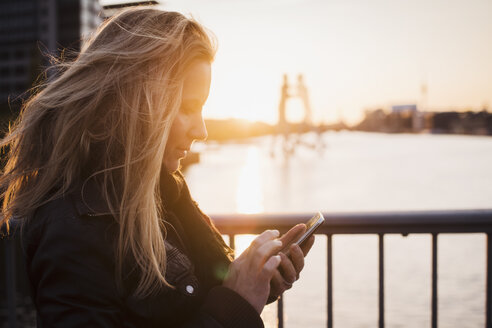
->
[163, 60, 211, 172]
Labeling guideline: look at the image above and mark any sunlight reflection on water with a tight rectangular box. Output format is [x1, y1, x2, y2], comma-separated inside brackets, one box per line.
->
[236, 146, 264, 214]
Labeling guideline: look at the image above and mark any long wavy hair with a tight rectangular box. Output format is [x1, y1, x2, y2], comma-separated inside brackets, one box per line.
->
[0, 7, 217, 297]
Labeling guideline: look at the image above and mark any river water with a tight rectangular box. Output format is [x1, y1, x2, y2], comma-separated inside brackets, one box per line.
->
[185, 131, 492, 328]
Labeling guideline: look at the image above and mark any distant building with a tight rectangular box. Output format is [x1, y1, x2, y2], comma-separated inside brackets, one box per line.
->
[0, 0, 102, 108]
[391, 104, 417, 113]
[391, 104, 424, 132]
[356, 108, 387, 132]
[102, 1, 160, 18]
[432, 110, 492, 135]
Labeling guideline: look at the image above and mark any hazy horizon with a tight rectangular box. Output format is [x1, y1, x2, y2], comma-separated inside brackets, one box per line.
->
[101, 0, 492, 125]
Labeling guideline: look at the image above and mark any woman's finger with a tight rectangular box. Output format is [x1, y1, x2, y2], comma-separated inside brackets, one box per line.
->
[278, 252, 297, 283]
[238, 230, 279, 262]
[279, 224, 306, 252]
[289, 244, 305, 275]
[260, 255, 282, 280]
[300, 235, 315, 256]
[251, 239, 283, 269]
[250, 230, 280, 251]
[271, 270, 291, 295]
[270, 271, 284, 296]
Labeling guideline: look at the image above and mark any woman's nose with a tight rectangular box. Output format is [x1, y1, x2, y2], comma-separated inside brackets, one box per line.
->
[190, 115, 208, 141]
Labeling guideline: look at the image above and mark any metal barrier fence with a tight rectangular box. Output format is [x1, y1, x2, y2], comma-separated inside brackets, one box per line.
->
[211, 209, 492, 328]
[3, 209, 492, 328]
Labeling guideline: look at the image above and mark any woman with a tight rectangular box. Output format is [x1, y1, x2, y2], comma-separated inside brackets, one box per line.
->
[0, 8, 314, 327]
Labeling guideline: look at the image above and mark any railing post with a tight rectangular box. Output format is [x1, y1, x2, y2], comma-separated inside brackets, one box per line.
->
[487, 233, 491, 328]
[379, 233, 385, 328]
[5, 237, 17, 328]
[277, 295, 284, 328]
[432, 233, 438, 328]
[327, 234, 333, 328]
[229, 234, 235, 252]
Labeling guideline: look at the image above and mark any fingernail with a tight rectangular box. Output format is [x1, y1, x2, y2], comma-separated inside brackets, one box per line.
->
[272, 230, 280, 237]
[275, 240, 283, 247]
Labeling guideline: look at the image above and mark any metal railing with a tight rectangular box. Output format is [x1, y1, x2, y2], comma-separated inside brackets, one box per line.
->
[212, 209, 492, 328]
[3, 209, 492, 328]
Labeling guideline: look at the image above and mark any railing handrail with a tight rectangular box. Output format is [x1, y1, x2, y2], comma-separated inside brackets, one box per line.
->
[209, 209, 492, 328]
[211, 209, 492, 234]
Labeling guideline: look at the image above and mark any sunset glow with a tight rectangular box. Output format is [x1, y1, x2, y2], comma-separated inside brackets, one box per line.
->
[102, 0, 492, 125]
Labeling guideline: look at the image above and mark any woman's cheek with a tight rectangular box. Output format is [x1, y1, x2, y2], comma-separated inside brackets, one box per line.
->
[169, 113, 186, 140]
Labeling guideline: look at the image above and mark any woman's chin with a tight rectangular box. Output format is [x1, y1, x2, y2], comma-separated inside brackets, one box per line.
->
[164, 159, 180, 173]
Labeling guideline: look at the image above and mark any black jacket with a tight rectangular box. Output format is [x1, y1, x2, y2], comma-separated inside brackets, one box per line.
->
[21, 178, 264, 328]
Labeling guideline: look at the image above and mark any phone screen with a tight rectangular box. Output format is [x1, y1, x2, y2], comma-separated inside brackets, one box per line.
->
[294, 212, 325, 247]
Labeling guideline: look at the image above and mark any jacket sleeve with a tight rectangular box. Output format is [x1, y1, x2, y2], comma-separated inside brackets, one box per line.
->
[184, 286, 264, 328]
[24, 204, 263, 328]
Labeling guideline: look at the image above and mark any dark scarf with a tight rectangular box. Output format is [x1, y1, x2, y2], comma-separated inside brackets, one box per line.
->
[159, 170, 233, 292]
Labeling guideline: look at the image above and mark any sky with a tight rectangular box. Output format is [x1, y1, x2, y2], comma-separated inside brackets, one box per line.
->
[101, 0, 492, 124]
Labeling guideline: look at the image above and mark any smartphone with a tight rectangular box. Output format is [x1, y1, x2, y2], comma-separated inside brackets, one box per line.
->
[294, 212, 325, 247]
[282, 212, 325, 256]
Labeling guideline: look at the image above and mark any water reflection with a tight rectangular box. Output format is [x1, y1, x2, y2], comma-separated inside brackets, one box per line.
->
[236, 146, 264, 214]
[186, 132, 492, 327]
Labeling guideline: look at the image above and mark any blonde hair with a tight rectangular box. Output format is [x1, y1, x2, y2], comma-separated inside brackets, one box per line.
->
[0, 7, 216, 297]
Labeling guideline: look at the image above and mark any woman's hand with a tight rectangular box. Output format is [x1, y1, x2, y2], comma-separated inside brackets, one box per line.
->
[268, 224, 315, 301]
[223, 230, 284, 314]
